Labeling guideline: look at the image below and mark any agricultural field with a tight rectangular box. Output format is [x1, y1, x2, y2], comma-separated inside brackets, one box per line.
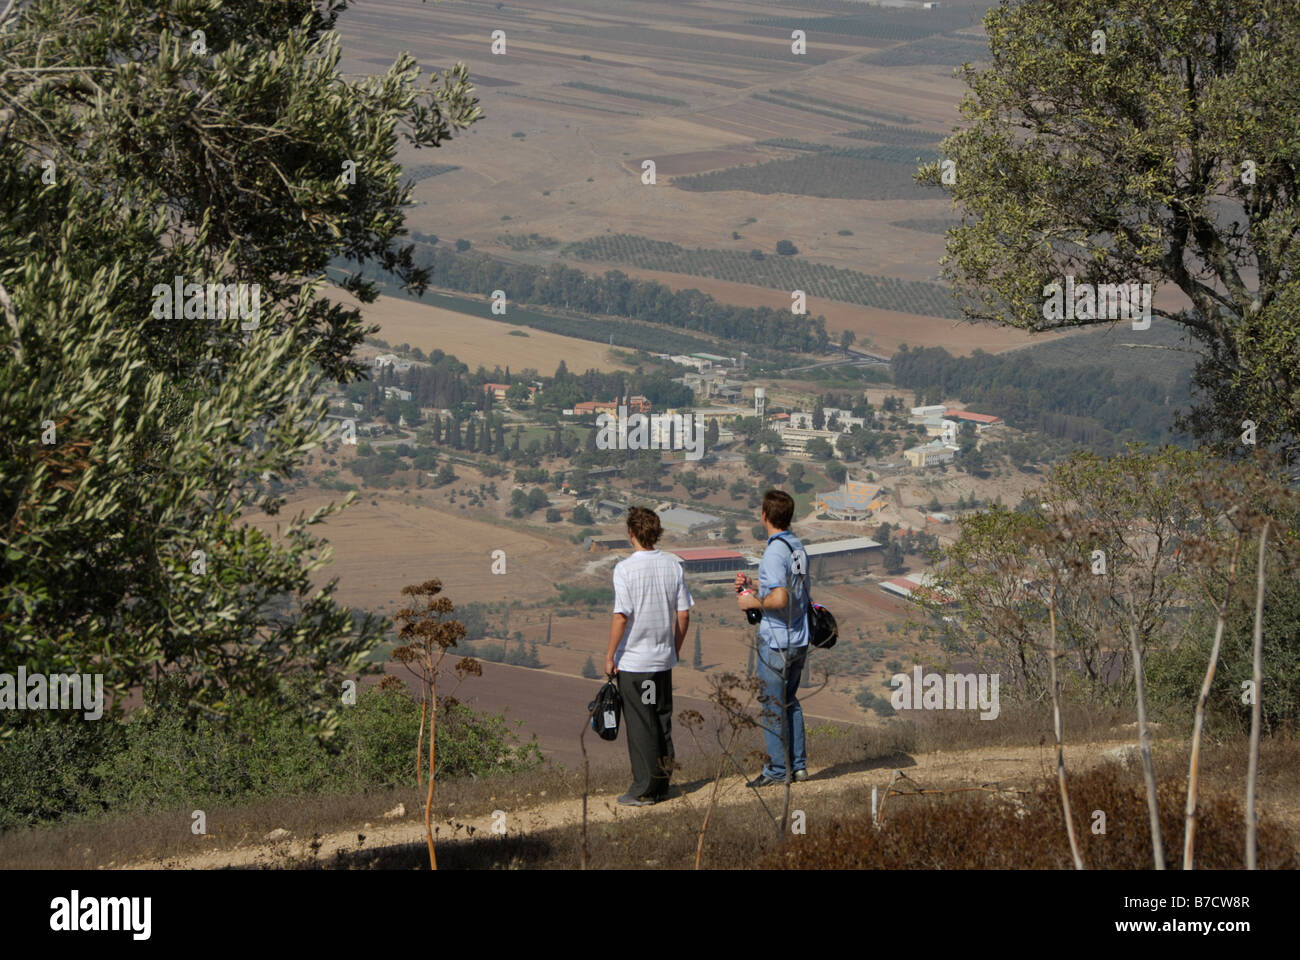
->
[861, 33, 994, 67]
[672, 146, 940, 201]
[745, 8, 978, 43]
[248, 453, 929, 735]
[331, 0, 990, 338]
[891, 217, 960, 235]
[335, 290, 634, 375]
[560, 81, 688, 107]
[402, 162, 462, 183]
[562, 234, 966, 318]
[751, 92, 944, 145]
[835, 126, 946, 147]
[767, 88, 917, 125]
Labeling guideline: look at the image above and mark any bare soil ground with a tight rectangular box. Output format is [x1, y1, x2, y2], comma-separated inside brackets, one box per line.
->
[118, 737, 1161, 869]
[246, 487, 564, 617]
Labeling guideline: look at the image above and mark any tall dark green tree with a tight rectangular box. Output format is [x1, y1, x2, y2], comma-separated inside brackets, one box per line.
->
[0, 0, 482, 731]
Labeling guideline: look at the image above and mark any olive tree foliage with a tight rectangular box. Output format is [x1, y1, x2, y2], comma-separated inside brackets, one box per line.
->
[923, 449, 1232, 702]
[925, 447, 1296, 705]
[0, 0, 482, 733]
[922, 0, 1300, 467]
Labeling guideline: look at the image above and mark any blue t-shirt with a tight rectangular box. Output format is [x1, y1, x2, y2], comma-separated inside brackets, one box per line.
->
[757, 531, 809, 650]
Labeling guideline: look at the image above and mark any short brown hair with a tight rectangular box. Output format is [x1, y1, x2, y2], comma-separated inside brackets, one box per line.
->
[627, 506, 662, 548]
[762, 489, 795, 530]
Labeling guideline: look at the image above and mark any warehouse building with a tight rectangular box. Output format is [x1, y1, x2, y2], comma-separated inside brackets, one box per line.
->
[803, 537, 884, 577]
[667, 547, 748, 576]
[659, 506, 725, 536]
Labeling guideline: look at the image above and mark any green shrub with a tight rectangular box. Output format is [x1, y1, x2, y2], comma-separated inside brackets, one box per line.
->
[553, 584, 613, 607]
[1146, 562, 1300, 734]
[855, 686, 896, 717]
[336, 686, 423, 787]
[435, 701, 544, 778]
[0, 678, 546, 832]
[0, 719, 123, 831]
[92, 682, 334, 814]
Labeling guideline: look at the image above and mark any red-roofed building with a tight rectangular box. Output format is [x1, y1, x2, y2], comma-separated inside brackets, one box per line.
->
[667, 547, 748, 575]
[945, 408, 1002, 429]
[880, 572, 957, 606]
[574, 400, 620, 416]
[483, 382, 510, 400]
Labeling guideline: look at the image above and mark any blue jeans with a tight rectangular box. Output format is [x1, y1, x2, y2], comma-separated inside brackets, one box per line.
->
[756, 643, 807, 780]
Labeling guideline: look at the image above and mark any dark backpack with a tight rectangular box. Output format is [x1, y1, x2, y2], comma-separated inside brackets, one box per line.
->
[773, 536, 839, 650]
[588, 676, 622, 741]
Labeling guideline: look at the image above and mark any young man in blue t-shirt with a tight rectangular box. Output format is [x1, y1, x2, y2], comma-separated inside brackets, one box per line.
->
[735, 489, 810, 787]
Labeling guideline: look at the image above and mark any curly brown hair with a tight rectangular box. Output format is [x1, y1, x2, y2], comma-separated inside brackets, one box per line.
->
[626, 506, 662, 548]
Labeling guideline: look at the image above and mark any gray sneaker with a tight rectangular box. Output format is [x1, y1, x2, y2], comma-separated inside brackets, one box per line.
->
[793, 769, 809, 782]
[617, 793, 652, 806]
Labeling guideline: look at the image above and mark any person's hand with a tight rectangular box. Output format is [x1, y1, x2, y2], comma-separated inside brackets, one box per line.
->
[735, 572, 754, 592]
[737, 591, 761, 612]
[605, 655, 617, 677]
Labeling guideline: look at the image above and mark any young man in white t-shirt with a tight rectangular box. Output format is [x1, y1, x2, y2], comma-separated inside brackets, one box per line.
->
[605, 506, 694, 806]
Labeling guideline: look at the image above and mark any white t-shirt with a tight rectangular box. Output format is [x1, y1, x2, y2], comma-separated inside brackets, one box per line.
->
[612, 549, 694, 672]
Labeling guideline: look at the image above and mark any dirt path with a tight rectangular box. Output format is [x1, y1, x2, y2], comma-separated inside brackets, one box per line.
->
[131, 739, 1137, 869]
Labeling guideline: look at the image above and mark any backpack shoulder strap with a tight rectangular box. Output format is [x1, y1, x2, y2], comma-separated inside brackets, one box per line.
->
[771, 535, 811, 597]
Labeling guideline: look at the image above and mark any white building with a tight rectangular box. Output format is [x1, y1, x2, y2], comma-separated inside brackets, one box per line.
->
[778, 427, 842, 459]
[374, 353, 412, 373]
[823, 408, 867, 432]
[904, 440, 958, 468]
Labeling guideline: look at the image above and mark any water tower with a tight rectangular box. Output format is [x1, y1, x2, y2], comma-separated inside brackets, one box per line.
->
[754, 387, 766, 420]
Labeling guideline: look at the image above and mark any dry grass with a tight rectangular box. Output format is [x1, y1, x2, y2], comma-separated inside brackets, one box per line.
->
[906, 700, 1133, 753]
[8, 711, 1296, 870]
[261, 757, 1297, 870]
[769, 763, 1297, 870]
[0, 762, 607, 870]
[0, 723, 909, 869]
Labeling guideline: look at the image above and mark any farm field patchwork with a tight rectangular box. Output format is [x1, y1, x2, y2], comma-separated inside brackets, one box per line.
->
[562, 234, 965, 318]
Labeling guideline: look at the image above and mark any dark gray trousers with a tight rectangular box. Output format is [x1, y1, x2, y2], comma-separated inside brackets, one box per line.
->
[616, 669, 675, 799]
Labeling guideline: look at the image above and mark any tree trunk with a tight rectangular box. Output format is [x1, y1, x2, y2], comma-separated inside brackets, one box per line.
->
[416, 694, 426, 787]
[425, 686, 438, 870]
[1185, 535, 1242, 869]
[1049, 595, 1085, 869]
[1128, 608, 1165, 869]
[1246, 522, 1269, 870]
[695, 751, 729, 870]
